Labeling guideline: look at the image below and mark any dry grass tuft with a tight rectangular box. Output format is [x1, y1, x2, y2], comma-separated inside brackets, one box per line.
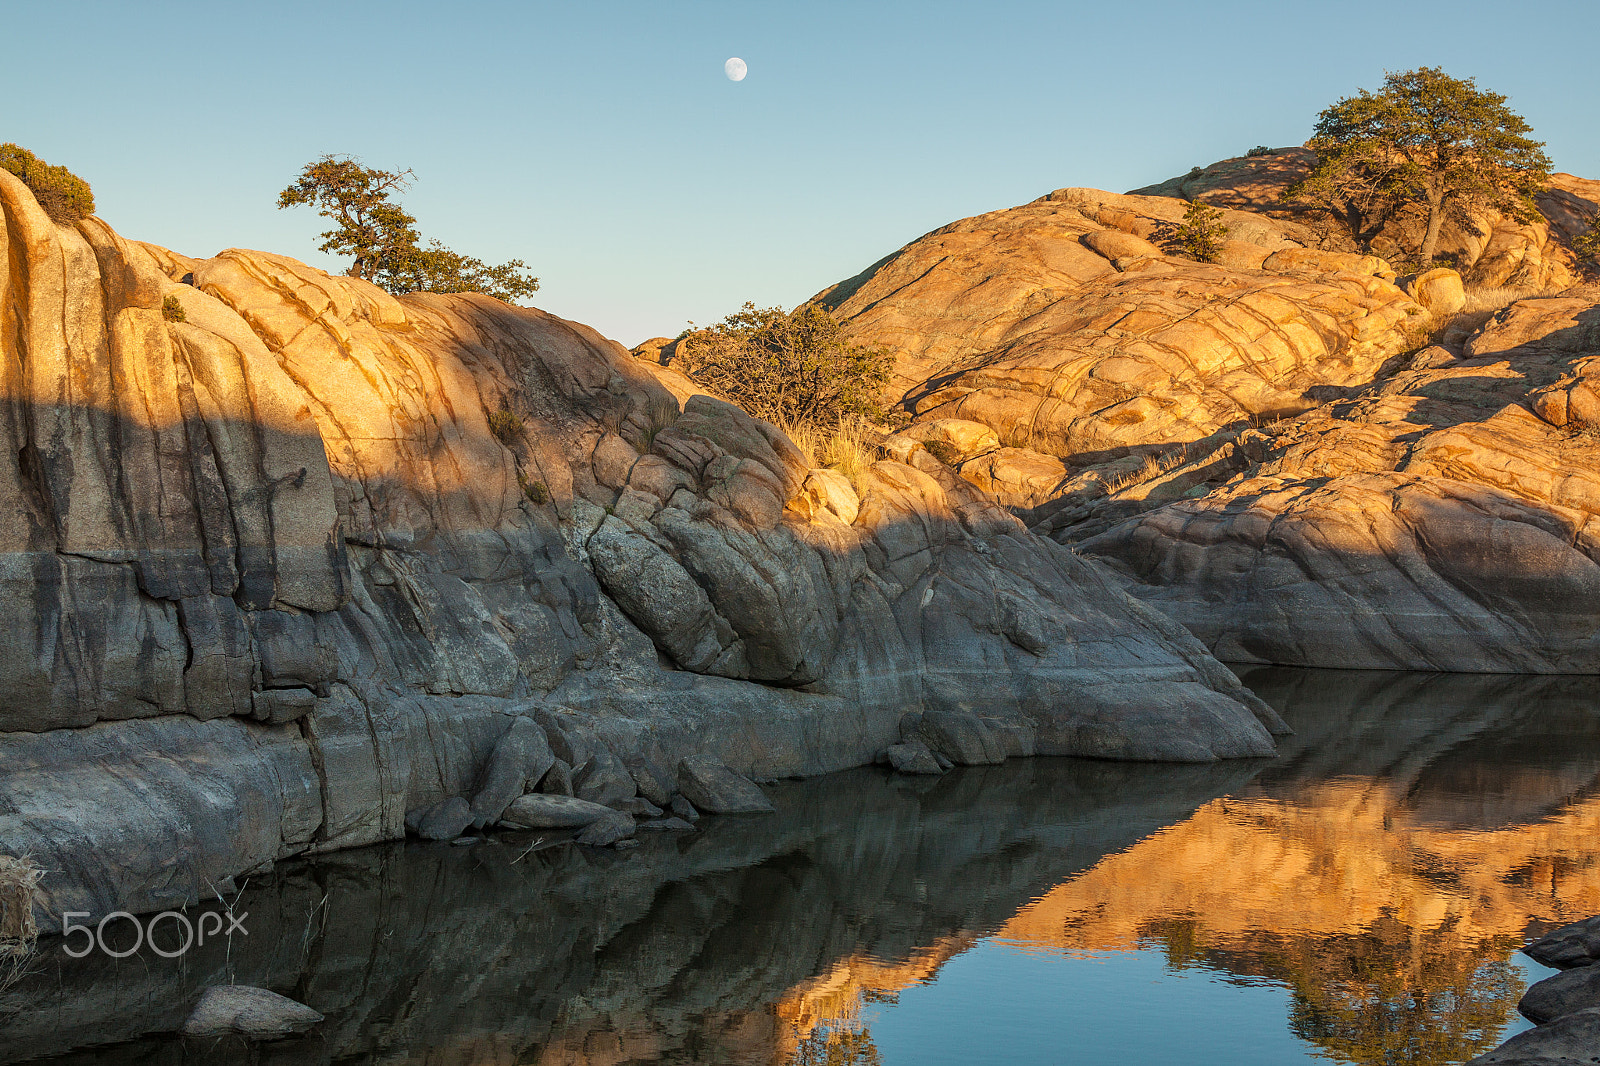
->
[0, 855, 44, 992]
[777, 417, 881, 495]
[1100, 444, 1198, 495]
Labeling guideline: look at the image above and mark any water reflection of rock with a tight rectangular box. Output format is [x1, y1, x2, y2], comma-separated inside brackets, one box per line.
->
[990, 668, 1600, 1066]
[8, 669, 1597, 1066]
[0, 758, 1256, 1065]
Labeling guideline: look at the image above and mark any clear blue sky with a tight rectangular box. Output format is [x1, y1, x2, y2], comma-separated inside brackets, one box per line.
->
[7, 0, 1597, 344]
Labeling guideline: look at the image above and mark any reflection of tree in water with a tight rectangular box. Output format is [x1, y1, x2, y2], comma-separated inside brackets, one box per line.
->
[788, 1024, 883, 1066]
[1142, 914, 1524, 1066]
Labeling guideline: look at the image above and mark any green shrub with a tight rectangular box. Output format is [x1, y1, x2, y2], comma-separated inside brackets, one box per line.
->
[1574, 218, 1600, 276]
[1246, 145, 1274, 157]
[675, 303, 893, 427]
[526, 480, 549, 504]
[488, 407, 522, 443]
[0, 144, 94, 223]
[1173, 200, 1228, 262]
[923, 439, 962, 467]
[161, 295, 186, 323]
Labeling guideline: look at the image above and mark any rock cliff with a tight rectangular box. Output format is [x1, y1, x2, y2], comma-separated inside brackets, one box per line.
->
[0, 169, 1279, 929]
[811, 161, 1598, 672]
[1075, 290, 1600, 671]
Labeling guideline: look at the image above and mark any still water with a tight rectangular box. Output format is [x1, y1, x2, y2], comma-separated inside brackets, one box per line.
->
[3, 667, 1598, 1064]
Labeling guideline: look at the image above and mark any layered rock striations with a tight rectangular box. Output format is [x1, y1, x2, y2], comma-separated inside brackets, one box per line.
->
[1074, 291, 1600, 672]
[0, 170, 1280, 928]
[811, 160, 1598, 672]
[812, 185, 1427, 465]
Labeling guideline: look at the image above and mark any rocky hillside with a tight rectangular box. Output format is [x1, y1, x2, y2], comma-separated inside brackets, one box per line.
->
[0, 169, 1282, 929]
[811, 158, 1599, 672]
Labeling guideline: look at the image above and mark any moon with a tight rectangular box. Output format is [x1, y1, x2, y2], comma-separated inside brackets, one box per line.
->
[724, 57, 747, 82]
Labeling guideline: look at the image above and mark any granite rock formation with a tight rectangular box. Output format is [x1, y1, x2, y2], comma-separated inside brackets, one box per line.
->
[1073, 289, 1600, 672]
[0, 169, 1280, 930]
[812, 185, 1426, 462]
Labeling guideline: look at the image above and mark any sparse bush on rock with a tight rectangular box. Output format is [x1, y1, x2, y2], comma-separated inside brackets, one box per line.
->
[1575, 219, 1600, 276]
[1172, 200, 1228, 262]
[161, 294, 186, 323]
[488, 407, 522, 443]
[0, 143, 94, 223]
[675, 303, 893, 428]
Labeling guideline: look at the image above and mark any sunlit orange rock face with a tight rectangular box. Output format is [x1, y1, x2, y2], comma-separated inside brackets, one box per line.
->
[813, 187, 1423, 460]
[1075, 288, 1600, 672]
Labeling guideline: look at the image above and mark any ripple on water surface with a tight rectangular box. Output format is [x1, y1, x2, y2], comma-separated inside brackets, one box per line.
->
[2, 667, 1596, 1065]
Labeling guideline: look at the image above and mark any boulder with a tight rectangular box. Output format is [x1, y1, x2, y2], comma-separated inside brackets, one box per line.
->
[1526, 916, 1600, 970]
[539, 759, 575, 797]
[638, 816, 697, 831]
[1466, 1007, 1600, 1064]
[914, 710, 1008, 766]
[574, 812, 636, 847]
[468, 716, 555, 828]
[886, 739, 944, 775]
[677, 755, 775, 814]
[415, 798, 474, 842]
[669, 796, 701, 822]
[1520, 963, 1600, 1024]
[1403, 267, 1467, 315]
[182, 985, 322, 1040]
[500, 794, 616, 829]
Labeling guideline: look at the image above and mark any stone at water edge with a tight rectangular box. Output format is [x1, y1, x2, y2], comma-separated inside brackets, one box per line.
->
[467, 716, 555, 829]
[415, 797, 474, 842]
[182, 985, 322, 1039]
[669, 796, 700, 822]
[1524, 915, 1600, 969]
[638, 816, 697, 832]
[1519, 963, 1600, 1024]
[574, 813, 636, 847]
[500, 793, 615, 829]
[677, 755, 775, 815]
[886, 739, 944, 775]
[1467, 1007, 1600, 1064]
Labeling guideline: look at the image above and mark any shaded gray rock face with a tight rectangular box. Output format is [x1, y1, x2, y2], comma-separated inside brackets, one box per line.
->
[0, 171, 1276, 930]
[1519, 963, 1600, 1024]
[1525, 916, 1600, 970]
[1467, 1007, 1600, 1065]
[182, 986, 322, 1040]
[414, 798, 473, 842]
[678, 755, 775, 814]
[500, 793, 615, 829]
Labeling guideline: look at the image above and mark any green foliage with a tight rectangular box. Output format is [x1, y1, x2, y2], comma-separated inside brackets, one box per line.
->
[0, 144, 94, 223]
[1174, 200, 1228, 261]
[676, 303, 893, 427]
[1246, 145, 1274, 157]
[161, 295, 187, 323]
[788, 1027, 882, 1066]
[278, 155, 539, 302]
[516, 472, 550, 504]
[488, 408, 523, 443]
[1574, 218, 1600, 275]
[1284, 67, 1551, 263]
[922, 439, 962, 466]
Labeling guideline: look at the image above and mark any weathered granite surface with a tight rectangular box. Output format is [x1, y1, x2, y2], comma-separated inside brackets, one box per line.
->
[0, 169, 1279, 930]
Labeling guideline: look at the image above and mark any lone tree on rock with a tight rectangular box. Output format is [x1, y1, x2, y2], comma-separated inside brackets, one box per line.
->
[278, 155, 539, 303]
[1286, 67, 1551, 264]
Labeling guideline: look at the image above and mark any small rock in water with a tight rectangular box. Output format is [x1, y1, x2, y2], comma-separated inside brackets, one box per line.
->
[450, 836, 478, 847]
[669, 795, 700, 822]
[574, 812, 636, 847]
[182, 985, 322, 1040]
[1467, 1006, 1600, 1064]
[677, 755, 774, 814]
[613, 838, 641, 850]
[1524, 915, 1600, 969]
[1519, 962, 1600, 1024]
[886, 739, 943, 775]
[638, 816, 696, 831]
[416, 797, 474, 841]
[501, 793, 615, 829]
[617, 796, 664, 817]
